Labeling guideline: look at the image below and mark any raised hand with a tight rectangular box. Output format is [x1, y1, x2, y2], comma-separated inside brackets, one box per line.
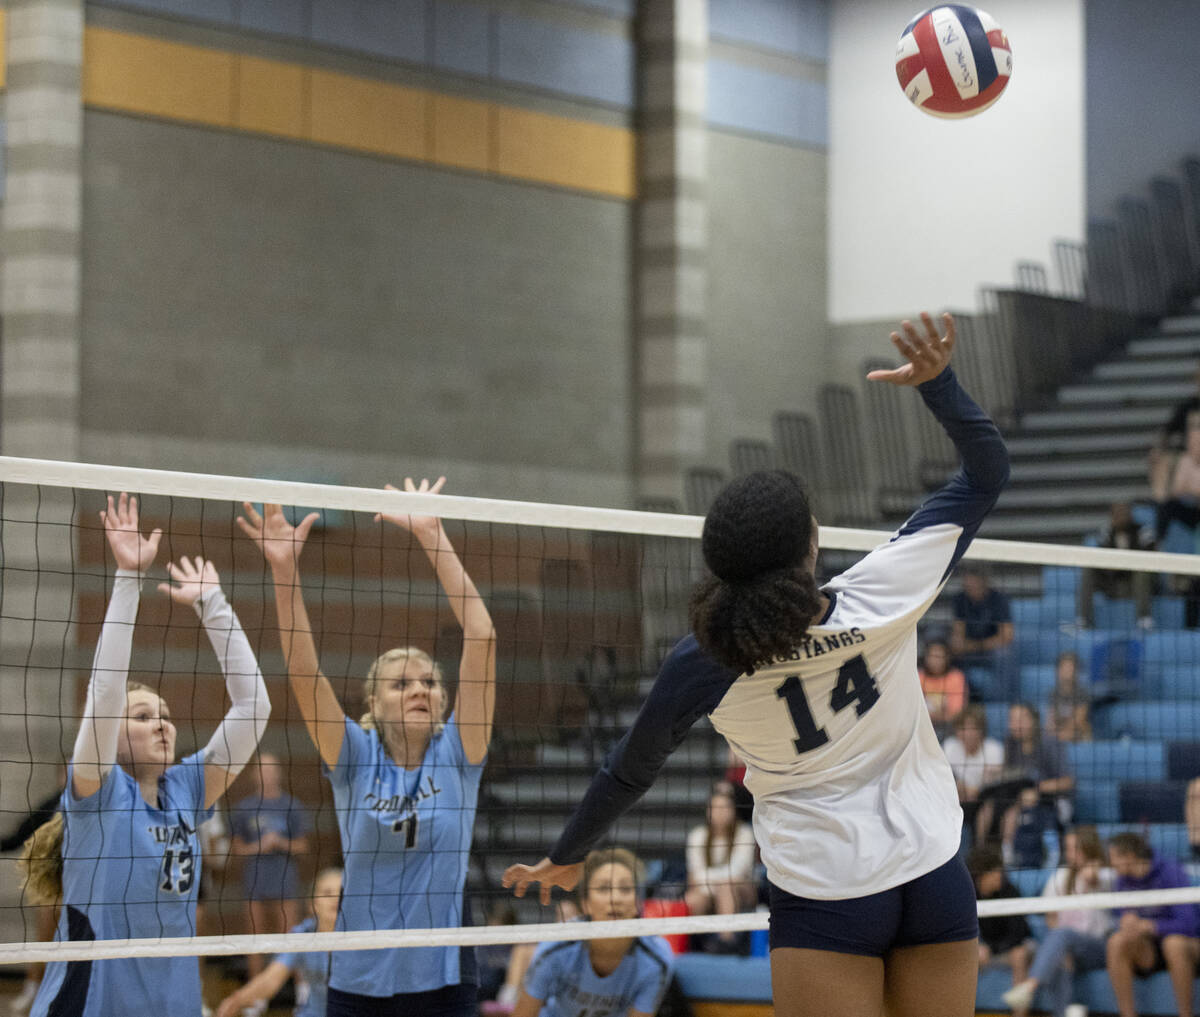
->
[375, 477, 447, 547]
[866, 311, 956, 387]
[101, 493, 162, 574]
[158, 555, 221, 606]
[501, 857, 585, 907]
[237, 502, 320, 571]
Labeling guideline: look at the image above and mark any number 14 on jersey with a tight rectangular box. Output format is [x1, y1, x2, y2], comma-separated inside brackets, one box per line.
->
[775, 654, 880, 754]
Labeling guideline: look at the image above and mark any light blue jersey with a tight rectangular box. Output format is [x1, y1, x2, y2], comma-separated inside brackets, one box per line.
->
[524, 932, 674, 1017]
[325, 714, 483, 996]
[32, 751, 213, 1017]
[275, 916, 331, 1017]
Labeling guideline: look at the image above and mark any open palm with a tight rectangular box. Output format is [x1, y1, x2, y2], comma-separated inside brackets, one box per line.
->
[158, 555, 221, 606]
[375, 477, 447, 545]
[237, 502, 320, 569]
[101, 492, 162, 573]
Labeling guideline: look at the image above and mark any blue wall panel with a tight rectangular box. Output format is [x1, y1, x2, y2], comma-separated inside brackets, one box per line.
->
[497, 14, 633, 107]
[310, 0, 427, 64]
[708, 60, 827, 146]
[433, 1, 491, 77]
[709, 0, 829, 63]
[238, 0, 310, 38]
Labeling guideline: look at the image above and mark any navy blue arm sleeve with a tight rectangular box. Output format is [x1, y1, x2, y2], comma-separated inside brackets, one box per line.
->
[549, 636, 738, 865]
[896, 366, 1009, 571]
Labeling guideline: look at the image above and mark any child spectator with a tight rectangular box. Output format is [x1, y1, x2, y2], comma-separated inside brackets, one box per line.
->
[968, 845, 1033, 1017]
[1003, 826, 1113, 1017]
[918, 636, 967, 739]
[1002, 786, 1060, 870]
[1105, 831, 1200, 1017]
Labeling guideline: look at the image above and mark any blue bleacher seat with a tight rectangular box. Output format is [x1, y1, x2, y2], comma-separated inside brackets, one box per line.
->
[1067, 740, 1166, 781]
[984, 702, 1010, 740]
[1142, 630, 1200, 664]
[1168, 741, 1200, 780]
[1075, 779, 1122, 823]
[1042, 566, 1081, 596]
[1103, 701, 1200, 741]
[1019, 664, 1056, 702]
[1158, 666, 1200, 699]
[1093, 597, 1139, 630]
[1119, 781, 1187, 823]
[1008, 866, 1055, 897]
[1011, 596, 1044, 629]
[1152, 595, 1187, 630]
[1097, 823, 1191, 861]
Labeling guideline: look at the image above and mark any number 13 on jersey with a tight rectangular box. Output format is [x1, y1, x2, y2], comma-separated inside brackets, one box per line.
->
[775, 654, 880, 754]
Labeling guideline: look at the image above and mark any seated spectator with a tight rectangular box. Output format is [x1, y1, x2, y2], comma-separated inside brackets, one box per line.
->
[723, 746, 754, 826]
[951, 566, 1018, 701]
[1077, 502, 1156, 631]
[918, 635, 967, 738]
[968, 845, 1034, 1017]
[941, 705, 1004, 836]
[1186, 777, 1200, 860]
[1152, 366, 1200, 455]
[976, 703, 1074, 845]
[1152, 409, 1200, 545]
[1105, 831, 1200, 1017]
[215, 867, 342, 1017]
[1003, 826, 1113, 1017]
[1002, 785, 1059, 869]
[513, 848, 674, 1017]
[230, 753, 312, 985]
[685, 781, 756, 954]
[1047, 651, 1092, 743]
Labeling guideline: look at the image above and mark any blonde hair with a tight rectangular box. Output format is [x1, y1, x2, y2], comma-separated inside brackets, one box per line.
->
[19, 812, 63, 906]
[21, 681, 162, 904]
[360, 648, 448, 736]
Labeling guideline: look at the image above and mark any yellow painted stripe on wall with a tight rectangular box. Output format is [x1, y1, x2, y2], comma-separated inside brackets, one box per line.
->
[79, 25, 634, 199]
[0, 10, 7, 91]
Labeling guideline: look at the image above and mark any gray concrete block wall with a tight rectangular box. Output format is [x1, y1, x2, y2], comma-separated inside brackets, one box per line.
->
[80, 111, 635, 505]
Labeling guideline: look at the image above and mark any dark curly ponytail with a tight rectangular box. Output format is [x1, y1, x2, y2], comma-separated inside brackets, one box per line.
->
[689, 470, 822, 673]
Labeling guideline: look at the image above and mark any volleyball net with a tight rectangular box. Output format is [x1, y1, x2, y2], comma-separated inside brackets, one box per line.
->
[2, 455, 1200, 968]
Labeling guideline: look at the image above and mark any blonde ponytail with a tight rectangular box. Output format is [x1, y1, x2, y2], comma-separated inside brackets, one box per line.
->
[19, 812, 63, 906]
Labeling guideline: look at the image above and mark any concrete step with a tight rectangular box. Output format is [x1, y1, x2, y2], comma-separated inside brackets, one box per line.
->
[1004, 431, 1158, 456]
[1129, 336, 1200, 357]
[1094, 358, 1200, 380]
[1007, 457, 1148, 483]
[1162, 315, 1200, 334]
[980, 511, 1109, 541]
[1019, 406, 1165, 432]
[996, 483, 1149, 511]
[1057, 380, 1195, 405]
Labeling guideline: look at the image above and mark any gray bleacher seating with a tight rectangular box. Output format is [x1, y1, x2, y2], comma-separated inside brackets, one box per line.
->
[772, 410, 824, 516]
[729, 438, 774, 477]
[816, 383, 875, 525]
[684, 466, 725, 515]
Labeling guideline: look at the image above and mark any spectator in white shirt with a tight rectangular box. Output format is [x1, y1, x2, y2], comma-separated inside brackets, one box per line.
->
[1003, 826, 1113, 1017]
[941, 704, 1004, 838]
[685, 781, 757, 953]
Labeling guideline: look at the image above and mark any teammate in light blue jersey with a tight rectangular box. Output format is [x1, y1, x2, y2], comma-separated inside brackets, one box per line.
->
[22, 493, 270, 1017]
[216, 868, 343, 1017]
[513, 849, 673, 1017]
[242, 476, 496, 1017]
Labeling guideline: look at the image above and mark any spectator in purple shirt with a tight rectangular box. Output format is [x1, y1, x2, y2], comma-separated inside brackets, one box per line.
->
[1105, 832, 1200, 1017]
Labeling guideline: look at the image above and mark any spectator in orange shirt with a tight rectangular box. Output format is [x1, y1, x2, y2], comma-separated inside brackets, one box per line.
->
[919, 636, 967, 739]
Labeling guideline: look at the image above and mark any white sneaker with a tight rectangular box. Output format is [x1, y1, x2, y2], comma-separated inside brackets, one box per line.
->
[1002, 980, 1035, 1010]
[9, 979, 39, 1016]
[240, 1002, 267, 1017]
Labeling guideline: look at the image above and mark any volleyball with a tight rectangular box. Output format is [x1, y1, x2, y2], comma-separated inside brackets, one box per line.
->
[895, 5, 1012, 119]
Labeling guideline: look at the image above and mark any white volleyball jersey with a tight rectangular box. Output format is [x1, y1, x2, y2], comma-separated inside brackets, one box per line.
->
[709, 522, 966, 899]
[548, 366, 1008, 901]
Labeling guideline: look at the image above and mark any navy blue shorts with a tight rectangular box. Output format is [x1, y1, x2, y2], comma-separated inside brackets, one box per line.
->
[326, 983, 478, 1017]
[768, 854, 979, 957]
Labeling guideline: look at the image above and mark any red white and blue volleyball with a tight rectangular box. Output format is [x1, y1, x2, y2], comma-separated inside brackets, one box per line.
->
[896, 5, 1012, 119]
